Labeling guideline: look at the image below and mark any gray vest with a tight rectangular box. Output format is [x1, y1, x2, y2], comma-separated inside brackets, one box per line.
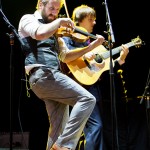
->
[22, 35, 60, 70]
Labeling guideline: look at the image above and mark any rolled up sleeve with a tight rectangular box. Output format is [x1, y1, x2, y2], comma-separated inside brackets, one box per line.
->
[18, 14, 40, 39]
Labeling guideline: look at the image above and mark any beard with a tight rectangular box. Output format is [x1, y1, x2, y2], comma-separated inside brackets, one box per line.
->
[41, 10, 58, 23]
[43, 15, 55, 23]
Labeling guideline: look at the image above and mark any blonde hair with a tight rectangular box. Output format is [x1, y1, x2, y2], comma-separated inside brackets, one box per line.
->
[36, 0, 64, 9]
[72, 5, 96, 26]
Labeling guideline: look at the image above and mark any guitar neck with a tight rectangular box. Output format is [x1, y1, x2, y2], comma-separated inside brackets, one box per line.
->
[101, 41, 135, 59]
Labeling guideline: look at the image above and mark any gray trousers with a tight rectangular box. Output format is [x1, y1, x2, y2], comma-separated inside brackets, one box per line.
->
[29, 67, 96, 150]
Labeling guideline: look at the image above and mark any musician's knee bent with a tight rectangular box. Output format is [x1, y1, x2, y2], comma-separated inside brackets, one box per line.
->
[80, 94, 96, 112]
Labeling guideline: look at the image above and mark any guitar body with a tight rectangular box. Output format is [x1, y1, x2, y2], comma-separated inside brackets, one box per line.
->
[67, 45, 114, 85]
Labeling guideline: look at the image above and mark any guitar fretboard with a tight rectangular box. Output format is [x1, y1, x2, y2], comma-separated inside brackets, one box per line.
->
[101, 41, 135, 59]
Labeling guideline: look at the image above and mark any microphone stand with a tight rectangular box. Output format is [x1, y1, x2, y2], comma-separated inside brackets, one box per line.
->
[139, 67, 150, 147]
[103, 1, 119, 150]
[0, 8, 25, 150]
[140, 67, 150, 105]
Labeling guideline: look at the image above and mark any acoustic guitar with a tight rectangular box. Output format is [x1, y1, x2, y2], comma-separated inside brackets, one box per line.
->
[66, 36, 142, 85]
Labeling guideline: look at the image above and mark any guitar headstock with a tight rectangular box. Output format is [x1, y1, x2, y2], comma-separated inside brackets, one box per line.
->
[131, 36, 143, 48]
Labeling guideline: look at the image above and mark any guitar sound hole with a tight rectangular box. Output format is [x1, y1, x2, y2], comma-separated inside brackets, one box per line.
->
[95, 54, 103, 63]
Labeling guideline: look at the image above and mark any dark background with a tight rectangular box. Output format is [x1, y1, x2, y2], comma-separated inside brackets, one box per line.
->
[0, 0, 149, 149]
